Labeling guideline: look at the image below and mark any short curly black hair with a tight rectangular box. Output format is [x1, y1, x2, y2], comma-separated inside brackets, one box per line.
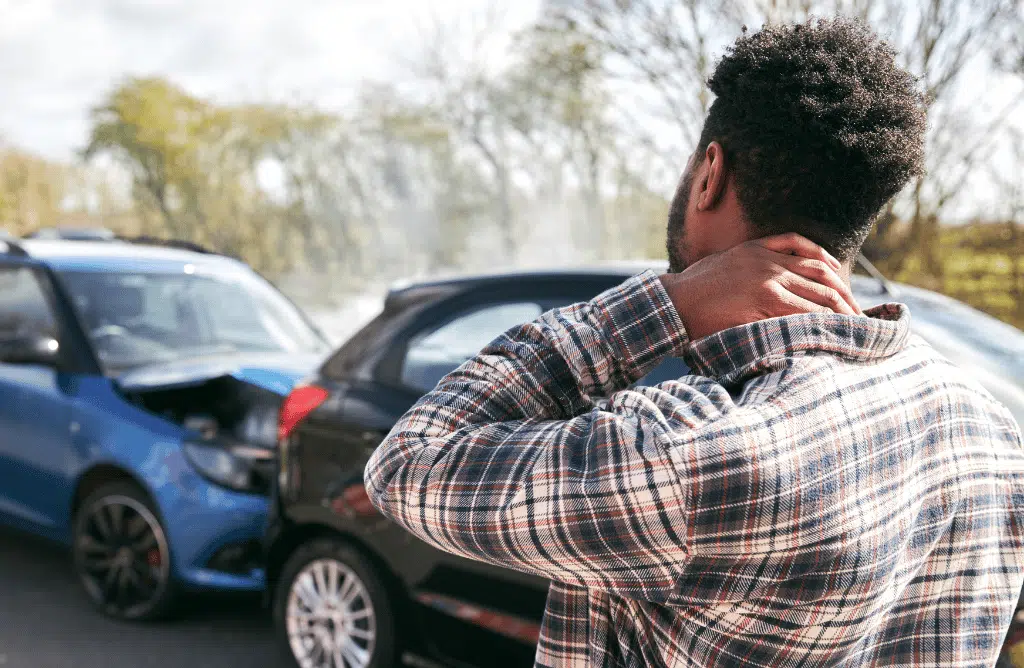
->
[697, 17, 927, 261]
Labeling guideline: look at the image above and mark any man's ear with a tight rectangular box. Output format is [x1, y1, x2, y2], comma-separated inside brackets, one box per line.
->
[696, 141, 728, 212]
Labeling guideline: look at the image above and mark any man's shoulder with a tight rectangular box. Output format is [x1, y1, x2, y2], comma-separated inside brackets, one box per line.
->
[901, 333, 1020, 423]
[740, 336, 1014, 430]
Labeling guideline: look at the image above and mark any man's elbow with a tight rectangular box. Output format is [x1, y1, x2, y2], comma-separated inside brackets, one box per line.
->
[362, 438, 401, 517]
[363, 426, 450, 526]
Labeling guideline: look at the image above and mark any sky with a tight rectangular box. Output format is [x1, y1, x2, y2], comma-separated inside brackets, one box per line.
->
[1, 0, 1019, 220]
[0, 0, 541, 160]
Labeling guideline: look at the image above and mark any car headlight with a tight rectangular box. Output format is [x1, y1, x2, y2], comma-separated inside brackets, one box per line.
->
[236, 403, 279, 449]
[183, 441, 274, 495]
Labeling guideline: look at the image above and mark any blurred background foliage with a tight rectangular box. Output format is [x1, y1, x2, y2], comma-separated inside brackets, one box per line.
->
[1, 0, 1022, 326]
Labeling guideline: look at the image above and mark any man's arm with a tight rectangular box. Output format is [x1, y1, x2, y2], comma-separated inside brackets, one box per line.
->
[365, 271, 695, 601]
[365, 234, 856, 601]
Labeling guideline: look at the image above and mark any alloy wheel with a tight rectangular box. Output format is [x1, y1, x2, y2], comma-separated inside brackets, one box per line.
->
[286, 558, 377, 668]
[75, 494, 170, 619]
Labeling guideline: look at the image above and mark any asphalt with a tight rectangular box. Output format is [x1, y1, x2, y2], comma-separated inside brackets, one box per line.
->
[0, 527, 290, 668]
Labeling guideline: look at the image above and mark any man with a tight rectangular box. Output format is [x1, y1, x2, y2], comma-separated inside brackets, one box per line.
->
[366, 17, 1024, 667]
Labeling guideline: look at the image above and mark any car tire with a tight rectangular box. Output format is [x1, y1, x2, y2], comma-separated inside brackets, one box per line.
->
[275, 538, 398, 668]
[72, 481, 177, 621]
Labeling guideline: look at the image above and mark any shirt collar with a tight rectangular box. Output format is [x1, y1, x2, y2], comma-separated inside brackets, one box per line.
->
[683, 303, 911, 385]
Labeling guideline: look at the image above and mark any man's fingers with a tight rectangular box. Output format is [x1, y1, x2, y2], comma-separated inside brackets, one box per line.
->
[755, 233, 841, 270]
[784, 294, 834, 316]
[765, 283, 832, 317]
[779, 275, 858, 316]
[776, 255, 862, 314]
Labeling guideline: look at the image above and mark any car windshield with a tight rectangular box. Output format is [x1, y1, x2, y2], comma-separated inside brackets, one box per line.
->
[58, 268, 328, 371]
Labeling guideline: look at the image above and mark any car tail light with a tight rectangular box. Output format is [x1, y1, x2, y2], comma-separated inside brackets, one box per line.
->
[278, 384, 330, 442]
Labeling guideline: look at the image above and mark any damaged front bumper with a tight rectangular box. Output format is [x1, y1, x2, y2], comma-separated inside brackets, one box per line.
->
[110, 353, 319, 592]
[159, 469, 271, 592]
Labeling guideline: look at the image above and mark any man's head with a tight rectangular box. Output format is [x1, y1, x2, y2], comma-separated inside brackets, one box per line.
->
[666, 18, 927, 273]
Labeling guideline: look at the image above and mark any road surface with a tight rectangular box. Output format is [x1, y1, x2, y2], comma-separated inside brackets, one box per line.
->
[0, 527, 289, 668]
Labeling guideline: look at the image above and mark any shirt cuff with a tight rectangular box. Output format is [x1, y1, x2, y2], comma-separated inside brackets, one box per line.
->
[592, 269, 690, 381]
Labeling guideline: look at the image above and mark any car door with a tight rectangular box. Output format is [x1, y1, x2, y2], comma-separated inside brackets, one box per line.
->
[0, 263, 74, 533]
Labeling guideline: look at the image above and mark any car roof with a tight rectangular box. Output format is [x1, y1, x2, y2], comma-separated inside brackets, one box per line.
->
[15, 239, 245, 274]
[385, 261, 669, 304]
[389, 261, 668, 288]
[385, 260, 897, 305]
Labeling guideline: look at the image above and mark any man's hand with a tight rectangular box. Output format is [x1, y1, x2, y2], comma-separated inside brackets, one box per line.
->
[661, 233, 862, 341]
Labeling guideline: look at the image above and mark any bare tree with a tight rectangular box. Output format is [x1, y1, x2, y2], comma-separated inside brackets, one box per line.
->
[504, 24, 619, 258]
[543, 0, 743, 185]
[548, 0, 1023, 278]
[399, 7, 527, 262]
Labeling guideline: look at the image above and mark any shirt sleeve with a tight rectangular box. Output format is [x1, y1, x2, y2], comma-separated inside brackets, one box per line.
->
[364, 270, 706, 602]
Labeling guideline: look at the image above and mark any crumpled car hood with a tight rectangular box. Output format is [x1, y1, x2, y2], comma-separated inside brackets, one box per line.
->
[115, 352, 320, 395]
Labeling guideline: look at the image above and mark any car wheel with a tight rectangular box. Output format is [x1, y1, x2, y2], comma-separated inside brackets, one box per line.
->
[72, 481, 176, 621]
[275, 539, 398, 668]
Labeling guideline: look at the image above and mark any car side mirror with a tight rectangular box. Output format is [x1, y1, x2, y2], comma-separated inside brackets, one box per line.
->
[0, 334, 60, 367]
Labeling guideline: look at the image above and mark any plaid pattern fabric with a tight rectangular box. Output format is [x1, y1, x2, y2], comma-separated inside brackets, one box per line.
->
[365, 270, 1024, 667]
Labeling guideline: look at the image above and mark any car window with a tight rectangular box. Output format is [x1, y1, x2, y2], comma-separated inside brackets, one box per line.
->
[400, 302, 544, 392]
[322, 309, 392, 381]
[0, 267, 57, 341]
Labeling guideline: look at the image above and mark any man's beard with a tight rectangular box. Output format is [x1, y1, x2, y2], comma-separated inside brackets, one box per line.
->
[665, 169, 694, 273]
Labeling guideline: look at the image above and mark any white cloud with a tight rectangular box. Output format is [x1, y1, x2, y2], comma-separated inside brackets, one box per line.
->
[0, 0, 540, 159]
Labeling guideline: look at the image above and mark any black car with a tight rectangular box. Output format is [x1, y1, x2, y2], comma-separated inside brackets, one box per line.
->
[266, 261, 1024, 668]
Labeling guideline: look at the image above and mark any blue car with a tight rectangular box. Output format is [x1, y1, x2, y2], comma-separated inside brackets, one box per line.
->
[0, 233, 330, 620]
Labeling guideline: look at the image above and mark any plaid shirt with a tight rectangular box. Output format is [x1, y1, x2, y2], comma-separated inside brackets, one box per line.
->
[365, 270, 1024, 667]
